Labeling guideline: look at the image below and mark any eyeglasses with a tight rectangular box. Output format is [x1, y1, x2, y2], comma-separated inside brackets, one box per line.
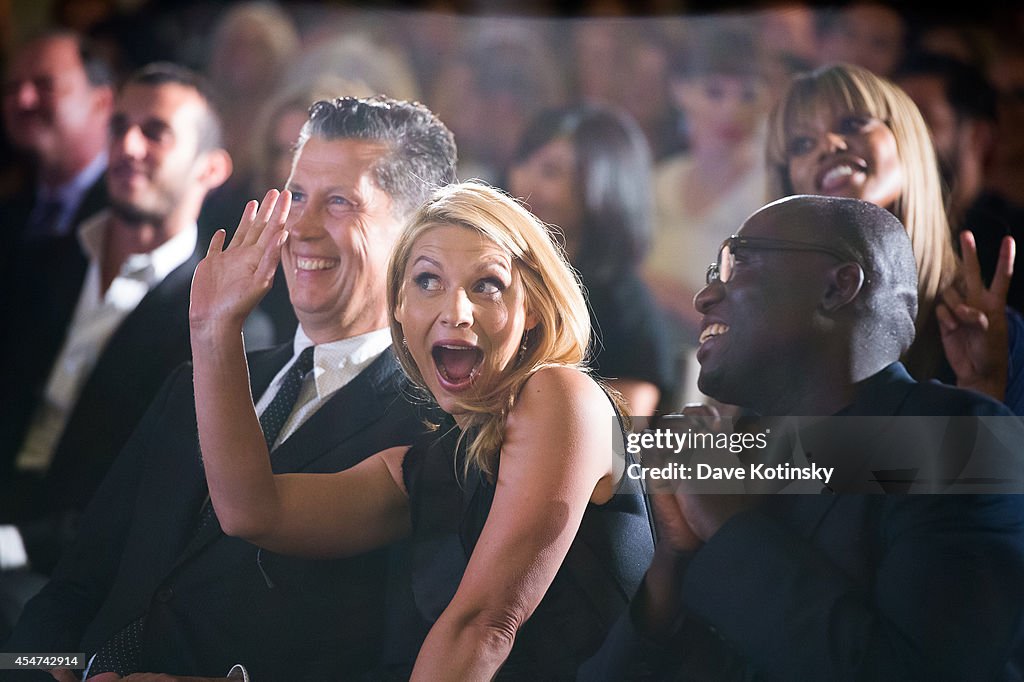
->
[705, 235, 858, 285]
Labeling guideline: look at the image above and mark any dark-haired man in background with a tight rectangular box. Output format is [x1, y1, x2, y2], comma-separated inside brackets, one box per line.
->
[0, 31, 114, 315]
[4, 95, 457, 681]
[896, 51, 1024, 315]
[0, 63, 232, 631]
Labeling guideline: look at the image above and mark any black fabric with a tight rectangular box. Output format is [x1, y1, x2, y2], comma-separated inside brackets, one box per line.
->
[87, 346, 319, 677]
[86, 615, 144, 677]
[3, 348, 424, 681]
[585, 271, 678, 410]
[581, 363, 1024, 681]
[0, 246, 200, 575]
[23, 198, 63, 240]
[390, 410, 654, 679]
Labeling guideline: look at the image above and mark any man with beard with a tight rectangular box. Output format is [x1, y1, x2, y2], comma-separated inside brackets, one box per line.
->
[582, 195, 1024, 681]
[0, 62, 231, 611]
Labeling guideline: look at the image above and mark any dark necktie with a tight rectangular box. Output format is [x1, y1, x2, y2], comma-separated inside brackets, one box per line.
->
[259, 345, 317, 449]
[25, 197, 63, 240]
[193, 345, 316, 533]
[87, 347, 317, 676]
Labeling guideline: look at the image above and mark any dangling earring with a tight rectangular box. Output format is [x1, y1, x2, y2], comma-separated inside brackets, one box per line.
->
[517, 331, 529, 364]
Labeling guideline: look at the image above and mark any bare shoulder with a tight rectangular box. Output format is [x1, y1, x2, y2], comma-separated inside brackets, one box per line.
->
[502, 366, 617, 501]
[514, 365, 613, 422]
[505, 366, 614, 445]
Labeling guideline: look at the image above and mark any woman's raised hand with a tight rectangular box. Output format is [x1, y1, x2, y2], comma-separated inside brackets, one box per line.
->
[937, 230, 1015, 401]
[189, 189, 291, 331]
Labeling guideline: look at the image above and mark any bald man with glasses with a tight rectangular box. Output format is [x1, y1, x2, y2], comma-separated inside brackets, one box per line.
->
[583, 194, 1024, 681]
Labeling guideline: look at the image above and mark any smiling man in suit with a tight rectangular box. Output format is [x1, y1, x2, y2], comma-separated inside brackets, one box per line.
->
[0, 62, 233, 590]
[4, 95, 457, 681]
[582, 195, 1024, 681]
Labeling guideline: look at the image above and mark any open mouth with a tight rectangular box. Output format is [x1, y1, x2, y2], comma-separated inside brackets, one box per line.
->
[295, 256, 339, 271]
[431, 342, 483, 391]
[699, 322, 729, 345]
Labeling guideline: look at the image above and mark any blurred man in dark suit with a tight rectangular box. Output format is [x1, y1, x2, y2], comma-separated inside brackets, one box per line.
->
[0, 63, 232, 626]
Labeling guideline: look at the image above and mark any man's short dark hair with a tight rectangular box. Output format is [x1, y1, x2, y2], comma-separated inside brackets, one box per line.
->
[296, 95, 458, 218]
[18, 29, 114, 88]
[123, 61, 224, 154]
[77, 34, 115, 88]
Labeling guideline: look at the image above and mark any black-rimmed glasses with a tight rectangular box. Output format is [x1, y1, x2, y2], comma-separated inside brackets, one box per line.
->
[705, 235, 858, 285]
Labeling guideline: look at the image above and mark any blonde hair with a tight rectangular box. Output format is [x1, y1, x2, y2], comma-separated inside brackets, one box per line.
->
[386, 181, 594, 478]
[765, 63, 960, 376]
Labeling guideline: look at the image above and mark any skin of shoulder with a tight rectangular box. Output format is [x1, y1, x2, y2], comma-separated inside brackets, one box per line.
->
[501, 365, 618, 504]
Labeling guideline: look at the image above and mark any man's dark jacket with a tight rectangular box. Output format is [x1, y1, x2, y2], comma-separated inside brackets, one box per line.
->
[0, 216, 200, 572]
[3, 346, 423, 680]
[581, 363, 1024, 681]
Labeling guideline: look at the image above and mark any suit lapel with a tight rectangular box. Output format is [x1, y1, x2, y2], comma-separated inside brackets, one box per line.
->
[172, 348, 405, 567]
[270, 351, 404, 474]
[171, 344, 296, 568]
[88, 251, 200, 376]
[45, 253, 200, 479]
[247, 344, 294, 399]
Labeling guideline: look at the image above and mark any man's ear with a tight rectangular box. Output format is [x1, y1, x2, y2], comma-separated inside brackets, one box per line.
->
[821, 262, 864, 312]
[197, 148, 233, 192]
[92, 85, 114, 119]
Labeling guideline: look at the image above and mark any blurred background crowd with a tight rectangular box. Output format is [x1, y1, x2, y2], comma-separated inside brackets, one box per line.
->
[4, 0, 1024, 410]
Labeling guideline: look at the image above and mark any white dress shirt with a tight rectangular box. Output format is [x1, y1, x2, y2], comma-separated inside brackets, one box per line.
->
[254, 325, 393, 449]
[2, 212, 198, 569]
[15, 211, 198, 473]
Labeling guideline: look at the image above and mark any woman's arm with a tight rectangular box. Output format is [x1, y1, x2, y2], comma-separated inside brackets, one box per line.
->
[189, 190, 409, 557]
[410, 366, 616, 680]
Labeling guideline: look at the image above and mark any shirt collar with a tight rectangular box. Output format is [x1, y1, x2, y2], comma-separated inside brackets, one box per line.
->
[78, 210, 198, 281]
[292, 325, 394, 398]
[835, 362, 916, 416]
[39, 151, 107, 206]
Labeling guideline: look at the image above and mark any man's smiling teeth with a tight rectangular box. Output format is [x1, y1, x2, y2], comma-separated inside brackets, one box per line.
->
[699, 323, 730, 345]
[295, 256, 338, 271]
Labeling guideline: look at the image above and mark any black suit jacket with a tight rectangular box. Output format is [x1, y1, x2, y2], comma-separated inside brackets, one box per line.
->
[3, 346, 423, 681]
[0, 173, 107, 341]
[0, 172, 107, 296]
[0, 239, 202, 573]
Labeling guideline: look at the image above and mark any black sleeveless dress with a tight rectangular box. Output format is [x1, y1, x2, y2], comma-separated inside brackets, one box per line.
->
[382, 412, 654, 680]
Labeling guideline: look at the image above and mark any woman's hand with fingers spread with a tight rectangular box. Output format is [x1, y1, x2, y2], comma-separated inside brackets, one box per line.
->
[189, 189, 291, 332]
[938, 230, 1014, 401]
